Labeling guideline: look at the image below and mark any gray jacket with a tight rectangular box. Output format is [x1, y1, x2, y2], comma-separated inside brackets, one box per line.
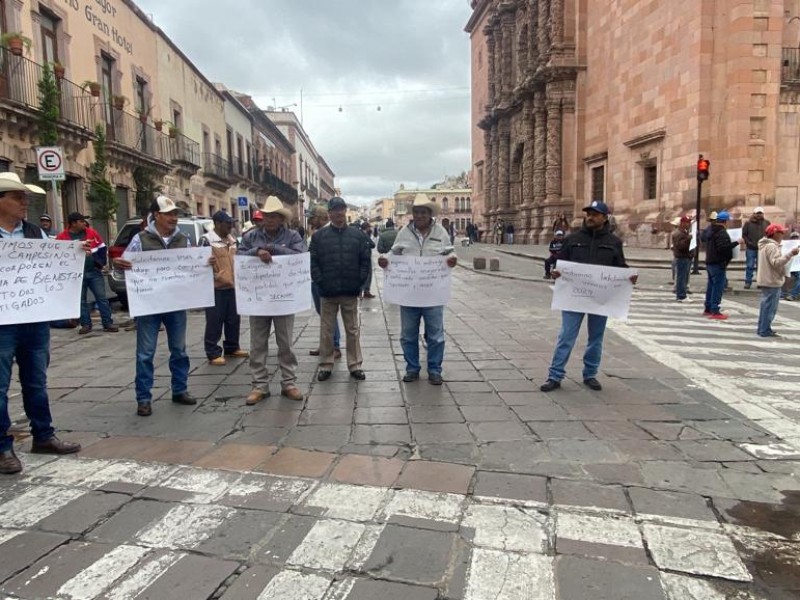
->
[238, 225, 306, 256]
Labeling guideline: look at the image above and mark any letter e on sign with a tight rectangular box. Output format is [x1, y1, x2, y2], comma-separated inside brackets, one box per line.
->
[36, 147, 66, 181]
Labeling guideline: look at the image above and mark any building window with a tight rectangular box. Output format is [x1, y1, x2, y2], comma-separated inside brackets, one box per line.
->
[591, 166, 605, 202]
[0, 1, 8, 36]
[442, 197, 448, 211]
[643, 164, 657, 200]
[134, 77, 147, 113]
[100, 53, 114, 129]
[39, 8, 59, 65]
[172, 108, 182, 131]
[236, 134, 244, 176]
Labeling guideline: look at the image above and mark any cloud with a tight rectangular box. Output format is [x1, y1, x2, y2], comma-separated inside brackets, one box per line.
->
[135, 0, 472, 205]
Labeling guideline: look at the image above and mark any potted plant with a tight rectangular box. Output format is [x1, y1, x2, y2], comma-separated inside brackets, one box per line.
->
[82, 80, 101, 97]
[52, 61, 65, 79]
[137, 105, 150, 123]
[168, 124, 180, 139]
[153, 118, 163, 131]
[112, 94, 127, 110]
[0, 32, 32, 56]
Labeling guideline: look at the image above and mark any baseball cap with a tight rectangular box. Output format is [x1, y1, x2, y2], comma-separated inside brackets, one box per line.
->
[252, 210, 263, 221]
[680, 215, 692, 224]
[39, 213, 52, 222]
[765, 223, 787, 237]
[67, 211, 89, 224]
[582, 200, 610, 215]
[150, 195, 179, 214]
[328, 197, 347, 211]
[716, 210, 731, 222]
[754, 206, 765, 214]
[554, 230, 564, 236]
[212, 210, 234, 223]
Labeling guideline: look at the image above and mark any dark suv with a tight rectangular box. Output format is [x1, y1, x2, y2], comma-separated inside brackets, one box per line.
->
[107, 216, 213, 308]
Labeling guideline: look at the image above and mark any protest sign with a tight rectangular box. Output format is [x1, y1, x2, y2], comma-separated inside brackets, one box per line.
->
[728, 227, 743, 260]
[0, 239, 84, 325]
[552, 260, 637, 320]
[124, 247, 214, 317]
[781, 239, 800, 273]
[689, 222, 698, 252]
[383, 255, 451, 307]
[235, 253, 313, 316]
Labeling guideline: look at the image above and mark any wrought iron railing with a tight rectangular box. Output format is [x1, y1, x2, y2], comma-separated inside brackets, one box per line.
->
[203, 152, 232, 180]
[168, 133, 201, 168]
[0, 47, 94, 131]
[261, 170, 298, 202]
[782, 48, 800, 83]
[105, 107, 171, 163]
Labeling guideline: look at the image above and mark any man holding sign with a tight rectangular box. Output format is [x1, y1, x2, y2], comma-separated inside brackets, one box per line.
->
[540, 201, 637, 393]
[378, 193, 456, 385]
[0, 172, 81, 474]
[114, 196, 215, 417]
[238, 196, 306, 404]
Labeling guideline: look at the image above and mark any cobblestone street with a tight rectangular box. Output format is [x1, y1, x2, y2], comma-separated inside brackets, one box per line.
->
[1, 255, 799, 599]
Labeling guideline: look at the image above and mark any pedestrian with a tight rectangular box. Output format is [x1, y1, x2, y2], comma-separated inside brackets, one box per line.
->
[756, 224, 799, 337]
[672, 215, 693, 301]
[543, 230, 565, 279]
[495, 219, 504, 245]
[360, 221, 376, 299]
[307, 206, 342, 360]
[0, 172, 81, 474]
[703, 210, 744, 320]
[199, 211, 248, 366]
[377, 218, 398, 253]
[782, 231, 800, 301]
[55, 212, 118, 335]
[552, 212, 570, 235]
[505, 221, 515, 245]
[742, 206, 769, 289]
[39, 213, 55, 238]
[540, 200, 637, 393]
[465, 222, 475, 245]
[113, 195, 214, 417]
[378, 193, 457, 385]
[310, 196, 371, 382]
[238, 196, 306, 404]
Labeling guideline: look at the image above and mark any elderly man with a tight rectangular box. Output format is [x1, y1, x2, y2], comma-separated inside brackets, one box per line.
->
[307, 206, 342, 359]
[114, 195, 211, 416]
[0, 172, 81, 474]
[56, 212, 118, 335]
[39, 213, 55, 237]
[311, 196, 371, 381]
[540, 201, 638, 392]
[200, 210, 248, 365]
[756, 224, 799, 337]
[378, 193, 457, 385]
[742, 206, 770, 289]
[238, 196, 306, 404]
[671, 215, 693, 302]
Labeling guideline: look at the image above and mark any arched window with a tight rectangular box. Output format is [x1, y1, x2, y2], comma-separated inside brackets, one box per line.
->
[442, 197, 448, 211]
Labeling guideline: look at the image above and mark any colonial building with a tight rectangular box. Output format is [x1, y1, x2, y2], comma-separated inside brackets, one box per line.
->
[393, 176, 472, 233]
[466, 0, 799, 246]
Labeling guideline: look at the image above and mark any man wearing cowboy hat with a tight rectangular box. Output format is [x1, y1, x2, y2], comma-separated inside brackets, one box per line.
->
[378, 193, 457, 385]
[238, 196, 307, 404]
[310, 196, 371, 381]
[0, 172, 81, 474]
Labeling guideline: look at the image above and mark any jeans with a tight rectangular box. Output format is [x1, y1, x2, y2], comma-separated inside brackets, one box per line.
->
[400, 305, 445, 375]
[783, 272, 800, 298]
[704, 263, 726, 314]
[361, 261, 373, 294]
[80, 268, 114, 328]
[745, 248, 758, 285]
[204, 288, 241, 359]
[757, 287, 781, 336]
[311, 282, 340, 349]
[544, 255, 558, 276]
[547, 311, 608, 382]
[135, 311, 189, 404]
[675, 258, 691, 299]
[0, 323, 55, 452]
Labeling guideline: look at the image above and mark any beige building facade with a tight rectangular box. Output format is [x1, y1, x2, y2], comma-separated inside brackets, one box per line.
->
[467, 0, 800, 247]
[393, 180, 472, 233]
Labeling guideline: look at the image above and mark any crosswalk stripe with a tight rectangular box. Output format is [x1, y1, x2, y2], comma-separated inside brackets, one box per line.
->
[104, 551, 183, 600]
[255, 570, 332, 600]
[464, 549, 555, 600]
[134, 504, 234, 549]
[286, 519, 367, 572]
[0, 486, 85, 528]
[55, 544, 149, 600]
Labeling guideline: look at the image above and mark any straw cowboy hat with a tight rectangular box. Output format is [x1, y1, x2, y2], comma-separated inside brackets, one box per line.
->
[411, 193, 439, 215]
[0, 172, 46, 195]
[261, 195, 293, 220]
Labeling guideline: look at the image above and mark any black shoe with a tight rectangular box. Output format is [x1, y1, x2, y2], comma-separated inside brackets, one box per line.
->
[30, 436, 81, 455]
[428, 373, 443, 385]
[402, 371, 420, 382]
[583, 377, 602, 391]
[172, 392, 197, 405]
[540, 379, 561, 392]
[350, 370, 366, 380]
[137, 403, 152, 416]
[317, 370, 332, 381]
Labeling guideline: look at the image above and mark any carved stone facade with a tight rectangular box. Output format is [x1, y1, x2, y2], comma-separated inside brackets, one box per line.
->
[468, 0, 800, 247]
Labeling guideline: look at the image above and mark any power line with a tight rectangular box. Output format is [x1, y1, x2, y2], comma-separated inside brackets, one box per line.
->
[268, 86, 470, 98]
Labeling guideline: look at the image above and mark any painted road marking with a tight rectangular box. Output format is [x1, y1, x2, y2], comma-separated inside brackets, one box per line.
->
[134, 503, 234, 549]
[287, 519, 367, 572]
[464, 549, 555, 600]
[104, 551, 183, 600]
[0, 486, 85, 528]
[255, 569, 331, 600]
[55, 544, 149, 600]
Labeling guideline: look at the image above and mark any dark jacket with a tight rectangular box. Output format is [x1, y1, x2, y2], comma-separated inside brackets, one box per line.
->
[705, 224, 738, 266]
[559, 223, 628, 267]
[548, 238, 564, 257]
[742, 216, 770, 250]
[377, 227, 398, 253]
[0, 220, 44, 239]
[671, 228, 692, 259]
[310, 224, 371, 297]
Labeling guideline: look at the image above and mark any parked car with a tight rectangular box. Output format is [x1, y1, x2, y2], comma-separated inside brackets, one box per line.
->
[107, 215, 213, 309]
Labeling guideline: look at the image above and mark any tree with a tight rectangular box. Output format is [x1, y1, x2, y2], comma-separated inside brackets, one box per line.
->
[87, 125, 117, 221]
[37, 62, 60, 146]
[133, 166, 160, 217]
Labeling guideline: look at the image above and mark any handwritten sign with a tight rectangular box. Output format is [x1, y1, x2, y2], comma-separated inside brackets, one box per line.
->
[689, 222, 698, 252]
[383, 255, 452, 307]
[235, 253, 313, 316]
[727, 227, 743, 260]
[781, 240, 800, 273]
[124, 247, 214, 317]
[552, 260, 637, 320]
[0, 239, 84, 325]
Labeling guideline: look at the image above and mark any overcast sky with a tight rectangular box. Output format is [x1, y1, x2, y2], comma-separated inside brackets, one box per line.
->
[134, 0, 473, 206]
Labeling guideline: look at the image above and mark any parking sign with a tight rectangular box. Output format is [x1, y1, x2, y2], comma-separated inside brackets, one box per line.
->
[36, 147, 66, 181]
[238, 196, 248, 207]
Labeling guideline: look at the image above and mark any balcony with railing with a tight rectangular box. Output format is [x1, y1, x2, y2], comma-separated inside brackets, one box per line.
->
[202, 152, 234, 189]
[782, 48, 800, 83]
[104, 107, 171, 169]
[167, 133, 201, 170]
[260, 170, 298, 203]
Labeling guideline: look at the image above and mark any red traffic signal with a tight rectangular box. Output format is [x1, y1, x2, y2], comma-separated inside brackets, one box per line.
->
[697, 154, 710, 181]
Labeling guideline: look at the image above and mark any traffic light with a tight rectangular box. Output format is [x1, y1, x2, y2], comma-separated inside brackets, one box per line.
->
[697, 154, 710, 181]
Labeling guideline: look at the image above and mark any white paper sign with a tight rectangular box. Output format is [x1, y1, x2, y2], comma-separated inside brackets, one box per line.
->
[727, 227, 743, 260]
[235, 253, 313, 316]
[0, 239, 84, 325]
[689, 222, 698, 252]
[124, 247, 214, 317]
[552, 260, 637, 320]
[781, 240, 800, 273]
[383, 255, 452, 307]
